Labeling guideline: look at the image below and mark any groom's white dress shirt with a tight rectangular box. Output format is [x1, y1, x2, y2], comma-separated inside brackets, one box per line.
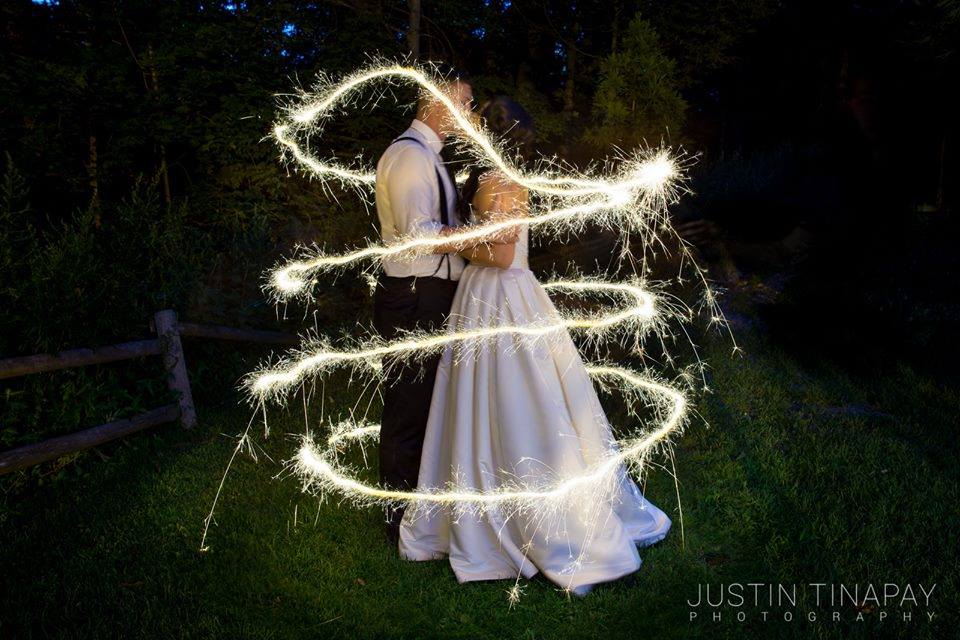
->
[376, 119, 465, 281]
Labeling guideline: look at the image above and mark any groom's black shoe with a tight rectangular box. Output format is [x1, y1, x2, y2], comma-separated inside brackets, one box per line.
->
[385, 522, 401, 545]
[384, 504, 405, 545]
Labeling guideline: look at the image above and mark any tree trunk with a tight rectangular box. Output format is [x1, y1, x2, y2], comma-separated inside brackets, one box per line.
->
[517, 25, 539, 87]
[146, 42, 171, 207]
[87, 130, 100, 225]
[563, 21, 580, 116]
[407, 0, 421, 61]
[611, 0, 622, 55]
[936, 134, 946, 211]
[563, 45, 577, 115]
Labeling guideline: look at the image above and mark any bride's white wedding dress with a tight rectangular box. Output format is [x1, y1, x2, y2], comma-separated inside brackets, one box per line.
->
[398, 220, 671, 594]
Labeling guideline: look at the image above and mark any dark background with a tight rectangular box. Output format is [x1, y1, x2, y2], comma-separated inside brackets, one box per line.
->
[2, 0, 956, 366]
[0, 2, 957, 637]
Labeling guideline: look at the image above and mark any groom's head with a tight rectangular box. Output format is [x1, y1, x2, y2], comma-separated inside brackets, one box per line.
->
[417, 63, 474, 140]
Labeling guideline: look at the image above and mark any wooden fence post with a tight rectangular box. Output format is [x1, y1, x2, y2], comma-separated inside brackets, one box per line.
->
[154, 309, 197, 429]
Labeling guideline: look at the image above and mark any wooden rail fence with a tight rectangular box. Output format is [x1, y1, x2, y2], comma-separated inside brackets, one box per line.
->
[0, 310, 297, 475]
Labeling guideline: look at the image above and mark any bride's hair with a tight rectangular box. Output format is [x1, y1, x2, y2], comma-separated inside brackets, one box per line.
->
[458, 95, 535, 222]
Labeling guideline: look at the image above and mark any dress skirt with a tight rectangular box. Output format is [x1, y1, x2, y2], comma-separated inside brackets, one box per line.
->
[398, 264, 671, 593]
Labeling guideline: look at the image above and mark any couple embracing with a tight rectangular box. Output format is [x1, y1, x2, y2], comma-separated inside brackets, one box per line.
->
[372, 65, 671, 596]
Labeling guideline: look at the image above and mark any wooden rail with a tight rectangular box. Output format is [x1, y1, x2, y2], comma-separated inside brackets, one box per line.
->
[0, 311, 297, 475]
[0, 339, 161, 380]
[0, 404, 180, 475]
[177, 321, 298, 345]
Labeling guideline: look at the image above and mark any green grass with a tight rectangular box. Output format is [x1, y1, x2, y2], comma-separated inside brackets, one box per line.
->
[1, 330, 957, 639]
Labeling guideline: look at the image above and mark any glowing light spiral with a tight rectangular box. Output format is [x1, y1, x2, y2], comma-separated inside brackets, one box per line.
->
[265, 62, 683, 303]
[202, 62, 725, 592]
[250, 279, 658, 403]
[293, 365, 686, 506]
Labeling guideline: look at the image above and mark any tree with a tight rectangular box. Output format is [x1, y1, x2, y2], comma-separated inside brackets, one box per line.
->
[639, 0, 778, 87]
[407, 0, 421, 59]
[906, 0, 959, 209]
[586, 14, 686, 150]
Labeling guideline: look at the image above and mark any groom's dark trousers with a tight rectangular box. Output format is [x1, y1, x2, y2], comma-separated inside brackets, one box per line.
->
[373, 274, 458, 541]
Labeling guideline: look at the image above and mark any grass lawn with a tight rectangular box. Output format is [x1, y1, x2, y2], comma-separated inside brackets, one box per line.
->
[1, 329, 957, 639]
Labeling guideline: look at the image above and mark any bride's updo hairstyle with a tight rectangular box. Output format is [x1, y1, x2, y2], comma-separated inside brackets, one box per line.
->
[458, 95, 536, 222]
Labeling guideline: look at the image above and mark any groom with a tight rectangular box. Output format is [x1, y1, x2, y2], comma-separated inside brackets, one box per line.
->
[372, 66, 474, 543]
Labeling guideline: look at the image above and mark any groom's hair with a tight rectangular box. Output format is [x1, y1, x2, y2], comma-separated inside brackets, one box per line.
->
[431, 61, 471, 86]
[418, 61, 471, 109]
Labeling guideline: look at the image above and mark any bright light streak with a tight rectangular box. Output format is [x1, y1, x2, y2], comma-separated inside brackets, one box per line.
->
[291, 365, 686, 508]
[249, 280, 657, 402]
[202, 62, 732, 597]
[266, 60, 682, 302]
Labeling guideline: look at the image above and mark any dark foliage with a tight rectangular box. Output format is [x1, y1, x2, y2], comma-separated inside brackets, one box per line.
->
[0, 0, 956, 485]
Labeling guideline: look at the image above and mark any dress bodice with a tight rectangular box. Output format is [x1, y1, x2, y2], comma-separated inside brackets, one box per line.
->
[467, 178, 529, 271]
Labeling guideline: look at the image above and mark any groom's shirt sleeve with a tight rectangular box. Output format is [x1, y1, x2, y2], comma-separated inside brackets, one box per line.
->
[386, 145, 443, 238]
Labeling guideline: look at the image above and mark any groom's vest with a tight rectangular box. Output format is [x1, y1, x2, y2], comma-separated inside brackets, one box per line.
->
[392, 135, 457, 280]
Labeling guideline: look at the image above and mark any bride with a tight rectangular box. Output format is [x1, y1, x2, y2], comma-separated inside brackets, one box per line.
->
[398, 96, 671, 595]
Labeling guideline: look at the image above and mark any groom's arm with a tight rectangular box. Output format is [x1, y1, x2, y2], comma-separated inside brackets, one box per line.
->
[386, 147, 451, 253]
[387, 148, 488, 255]
[429, 208, 516, 255]
[387, 148, 518, 257]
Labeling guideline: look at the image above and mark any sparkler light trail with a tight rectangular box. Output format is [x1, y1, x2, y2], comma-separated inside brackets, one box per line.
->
[266, 60, 683, 302]
[272, 62, 676, 196]
[292, 365, 686, 507]
[203, 61, 729, 596]
[249, 279, 658, 403]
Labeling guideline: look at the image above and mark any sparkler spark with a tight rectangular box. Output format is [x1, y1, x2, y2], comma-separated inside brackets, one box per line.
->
[266, 61, 682, 302]
[249, 279, 658, 403]
[291, 365, 686, 507]
[203, 61, 728, 596]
